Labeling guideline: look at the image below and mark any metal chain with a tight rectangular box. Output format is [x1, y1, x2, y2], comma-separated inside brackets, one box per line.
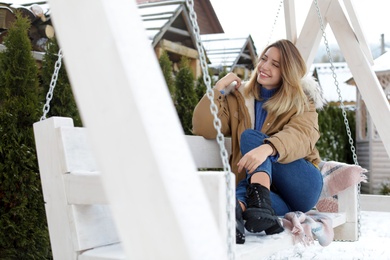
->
[185, 1, 235, 259]
[313, 0, 361, 240]
[40, 49, 63, 121]
[266, 0, 284, 47]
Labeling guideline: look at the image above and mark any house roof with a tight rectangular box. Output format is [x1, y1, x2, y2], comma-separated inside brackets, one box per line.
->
[201, 34, 258, 71]
[346, 51, 390, 85]
[311, 62, 356, 102]
[372, 51, 390, 73]
[136, 0, 223, 35]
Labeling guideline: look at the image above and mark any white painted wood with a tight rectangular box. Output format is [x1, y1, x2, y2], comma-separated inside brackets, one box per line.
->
[198, 171, 236, 251]
[361, 194, 390, 212]
[34, 118, 120, 259]
[185, 135, 231, 169]
[296, 0, 332, 70]
[34, 117, 77, 260]
[334, 185, 358, 241]
[47, 0, 226, 259]
[342, 0, 373, 64]
[79, 244, 126, 260]
[35, 116, 359, 259]
[284, 0, 297, 44]
[64, 173, 107, 204]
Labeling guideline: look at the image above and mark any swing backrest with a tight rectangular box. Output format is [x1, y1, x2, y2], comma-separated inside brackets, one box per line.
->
[34, 117, 120, 259]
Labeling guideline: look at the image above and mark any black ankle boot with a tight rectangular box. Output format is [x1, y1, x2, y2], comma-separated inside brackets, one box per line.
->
[236, 199, 245, 244]
[243, 183, 284, 235]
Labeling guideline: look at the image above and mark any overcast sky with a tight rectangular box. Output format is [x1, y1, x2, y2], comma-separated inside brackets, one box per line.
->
[9, 0, 390, 55]
[209, 0, 390, 52]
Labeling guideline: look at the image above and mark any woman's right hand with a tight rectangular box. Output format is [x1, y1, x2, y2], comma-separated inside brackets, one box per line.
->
[214, 72, 242, 91]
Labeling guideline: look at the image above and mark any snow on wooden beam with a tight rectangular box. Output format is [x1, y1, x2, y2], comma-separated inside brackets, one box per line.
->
[47, 0, 226, 259]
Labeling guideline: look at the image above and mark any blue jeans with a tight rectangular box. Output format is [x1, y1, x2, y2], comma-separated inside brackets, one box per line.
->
[236, 129, 323, 216]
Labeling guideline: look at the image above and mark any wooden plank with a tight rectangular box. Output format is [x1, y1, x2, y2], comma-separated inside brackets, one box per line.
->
[185, 135, 231, 169]
[360, 194, 390, 212]
[64, 173, 107, 204]
[58, 127, 98, 174]
[159, 38, 199, 59]
[334, 185, 358, 241]
[342, 0, 373, 64]
[296, 0, 332, 70]
[33, 117, 77, 260]
[79, 243, 125, 260]
[284, 0, 297, 44]
[47, 0, 227, 259]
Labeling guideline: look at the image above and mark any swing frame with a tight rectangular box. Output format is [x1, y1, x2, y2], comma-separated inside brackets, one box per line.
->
[33, 0, 390, 259]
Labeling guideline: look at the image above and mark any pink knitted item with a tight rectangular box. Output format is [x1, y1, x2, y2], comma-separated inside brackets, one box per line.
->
[316, 161, 367, 213]
[316, 197, 338, 213]
[320, 161, 367, 197]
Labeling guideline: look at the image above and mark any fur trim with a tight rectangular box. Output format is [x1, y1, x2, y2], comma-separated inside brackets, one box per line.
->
[301, 76, 326, 109]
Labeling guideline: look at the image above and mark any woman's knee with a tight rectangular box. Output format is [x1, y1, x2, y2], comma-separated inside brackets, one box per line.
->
[240, 129, 267, 154]
[240, 129, 267, 144]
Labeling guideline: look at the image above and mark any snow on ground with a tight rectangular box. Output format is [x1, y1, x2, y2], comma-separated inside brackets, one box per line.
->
[268, 211, 390, 259]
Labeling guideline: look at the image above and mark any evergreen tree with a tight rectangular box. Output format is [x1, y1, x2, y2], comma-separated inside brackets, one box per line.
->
[41, 37, 82, 126]
[0, 12, 50, 258]
[195, 69, 214, 102]
[158, 50, 175, 100]
[218, 67, 228, 80]
[317, 104, 356, 163]
[175, 57, 197, 135]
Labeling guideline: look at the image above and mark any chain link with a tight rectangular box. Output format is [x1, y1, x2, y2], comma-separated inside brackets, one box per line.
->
[313, 0, 361, 240]
[266, 0, 284, 47]
[185, 0, 235, 259]
[40, 49, 63, 121]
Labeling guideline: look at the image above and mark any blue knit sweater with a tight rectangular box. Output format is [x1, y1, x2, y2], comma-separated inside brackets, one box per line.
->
[254, 86, 279, 131]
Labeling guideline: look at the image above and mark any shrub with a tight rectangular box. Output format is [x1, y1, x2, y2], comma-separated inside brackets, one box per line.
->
[317, 104, 356, 163]
[158, 50, 175, 100]
[0, 12, 50, 258]
[174, 57, 197, 135]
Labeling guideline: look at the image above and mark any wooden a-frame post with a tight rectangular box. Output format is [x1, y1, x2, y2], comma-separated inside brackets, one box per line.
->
[46, 0, 227, 259]
[285, 0, 390, 158]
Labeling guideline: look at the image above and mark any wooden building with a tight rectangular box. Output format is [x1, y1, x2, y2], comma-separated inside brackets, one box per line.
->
[347, 51, 390, 194]
[201, 34, 258, 80]
[137, 0, 223, 78]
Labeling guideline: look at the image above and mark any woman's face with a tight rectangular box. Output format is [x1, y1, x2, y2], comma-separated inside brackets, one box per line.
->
[256, 47, 282, 90]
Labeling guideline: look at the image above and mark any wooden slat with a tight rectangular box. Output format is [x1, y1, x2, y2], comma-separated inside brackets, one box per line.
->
[360, 194, 390, 212]
[185, 135, 231, 169]
[64, 172, 107, 204]
[334, 185, 358, 241]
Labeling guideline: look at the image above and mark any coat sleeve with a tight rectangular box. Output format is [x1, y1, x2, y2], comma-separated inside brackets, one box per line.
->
[265, 102, 320, 163]
[192, 89, 231, 139]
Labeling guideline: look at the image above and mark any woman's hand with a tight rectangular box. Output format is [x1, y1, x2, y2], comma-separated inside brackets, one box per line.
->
[237, 144, 274, 174]
[214, 72, 242, 91]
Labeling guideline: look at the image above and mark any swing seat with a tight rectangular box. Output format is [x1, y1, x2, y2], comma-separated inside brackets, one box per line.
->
[34, 117, 360, 259]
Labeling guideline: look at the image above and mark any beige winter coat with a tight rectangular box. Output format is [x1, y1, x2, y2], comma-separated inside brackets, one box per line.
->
[192, 76, 325, 185]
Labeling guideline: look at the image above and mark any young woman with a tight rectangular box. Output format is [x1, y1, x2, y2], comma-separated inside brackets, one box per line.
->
[192, 39, 325, 244]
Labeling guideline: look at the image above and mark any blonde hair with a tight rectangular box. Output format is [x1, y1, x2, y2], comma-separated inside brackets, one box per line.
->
[244, 39, 308, 116]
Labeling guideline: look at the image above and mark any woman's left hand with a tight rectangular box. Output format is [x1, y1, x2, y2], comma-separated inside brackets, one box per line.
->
[237, 144, 274, 174]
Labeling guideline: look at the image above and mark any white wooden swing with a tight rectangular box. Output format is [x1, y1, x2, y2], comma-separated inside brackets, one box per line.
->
[33, 0, 390, 259]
